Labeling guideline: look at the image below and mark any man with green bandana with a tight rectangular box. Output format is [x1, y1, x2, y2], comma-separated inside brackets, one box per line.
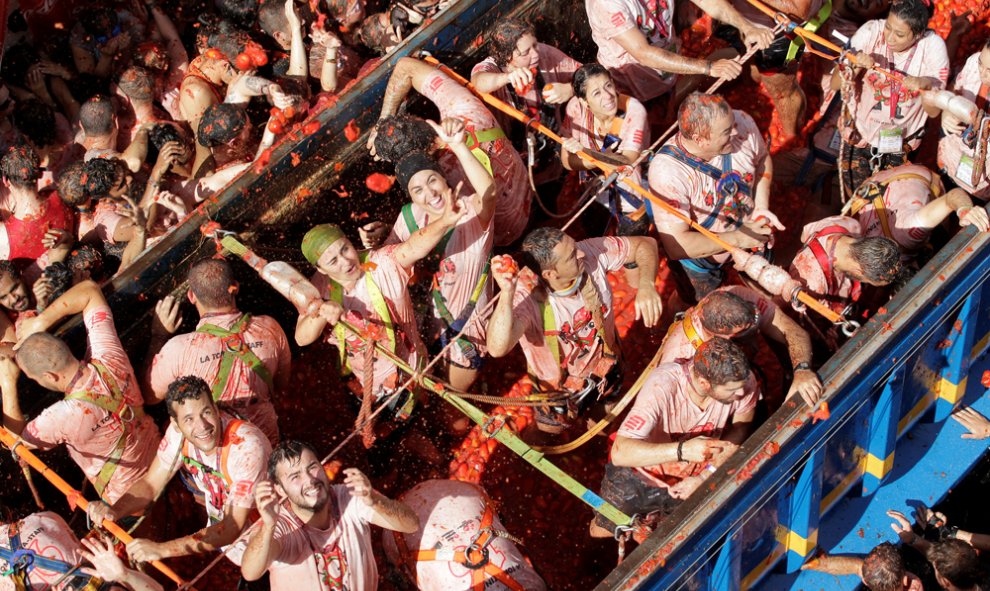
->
[294, 195, 465, 415]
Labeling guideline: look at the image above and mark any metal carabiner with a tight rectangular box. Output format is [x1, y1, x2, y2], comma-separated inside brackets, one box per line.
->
[840, 319, 861, 337]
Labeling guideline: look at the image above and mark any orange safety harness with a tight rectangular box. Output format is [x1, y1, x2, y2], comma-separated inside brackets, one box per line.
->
[391, 499, 526, 591]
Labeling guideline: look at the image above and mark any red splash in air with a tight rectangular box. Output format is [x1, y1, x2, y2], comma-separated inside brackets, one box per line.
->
[365, 173, 394, 193]
[344, 120, 361, 142]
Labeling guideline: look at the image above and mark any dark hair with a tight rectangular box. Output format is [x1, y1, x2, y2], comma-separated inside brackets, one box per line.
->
[205, 19, 252, 63]
[68, 74, 112, 105]
[12, 100, 56, 148]
[692, 337, 750, 385]
[67, 244, 104, 280]
[56, 161, 90, 207]
[373, 115, 436, 163]
[849, 237, 902, 285]
[488, 19, 535, 67]
[927, 539, 984, 588]
[1, 145, 42, 188]
[258, 0, 289, 38]
[148, 124, 187, 165]
[39, 262, 73, 308]
[0, 260, 19, 282]
[198, 103, 249, 148]
[699, 290, 757, 335]
[268, 439, 319, 482]
[215, 0, 258, 29]
[889, 0, 933, 35]
[862, 542, 907, 591]
[117, 66, 154, 101]
[82, 158, 126, 198]
[188, 258, 236, 308]
[678, 92, 732, 141]
[521, 227, 566, 272]
[358, 13, 389, 54]
[165, 376, 214, 418]
[79, 96, 115, 136]
[572, 63, 611, 100]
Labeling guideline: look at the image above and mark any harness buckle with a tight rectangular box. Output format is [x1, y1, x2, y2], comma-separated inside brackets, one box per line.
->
[481, 415, 506, 439]
[462, 543, 490, 569]
[118, 404, 136, 424]
[868, 147, 883, 173]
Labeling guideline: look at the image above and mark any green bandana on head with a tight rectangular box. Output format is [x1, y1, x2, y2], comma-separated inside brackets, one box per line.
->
[301, 224, 346, 265]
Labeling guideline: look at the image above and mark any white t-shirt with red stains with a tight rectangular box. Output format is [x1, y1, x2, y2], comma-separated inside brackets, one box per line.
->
[157, 413, 271, 564]
[268, 486, 378, 591]
[649, 111, 767, 263]
[0, 512, 83, 591]
[382, 479, 547, 591]
[938, 52, 990, 199]
[844, 20, 949, 151]
[22, 306, 158, 504]
[562, 94, 650, 214]
[854, 164, 938, 254]
[312, 245, 422, 393]
[617, 359, 758, 488]
[659, 285, 777, 363]
[585, 0, 677, 101]
[789, 215, 863, 309]
[510, 237, 630, 385]
[149, 311, 291, 445]
[386, 198, 492, 367]
[419, 69, 532, 246]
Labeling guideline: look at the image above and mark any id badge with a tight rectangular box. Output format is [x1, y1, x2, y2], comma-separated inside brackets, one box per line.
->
[877, 127, 903, 154]
[827, 129, 842, 154]
[957, 155, 976, 187]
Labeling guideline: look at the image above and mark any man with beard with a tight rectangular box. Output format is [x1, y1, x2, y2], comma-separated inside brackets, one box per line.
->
[241, 440, 419, 590]
[86, 376, 271, 565]
[591, 338, 756, 537]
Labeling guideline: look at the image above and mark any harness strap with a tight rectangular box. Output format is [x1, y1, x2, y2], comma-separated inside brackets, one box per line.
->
[329, 252, 397, 375]
[848, 172, 940, 241]
[195, 313, 274, 402]
[1, 521, 90, 588]
[464, 126, 506, 177]
[538, 275, 616, 387]
[64, 361, 142, 497]
[785, 0, 832, 62]
[805, 225, 860, 300]
[681, 313, 705, 350]
[180, 419, 244, 523]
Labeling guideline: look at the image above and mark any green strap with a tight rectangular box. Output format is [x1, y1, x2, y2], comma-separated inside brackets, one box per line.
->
[785, 0, 832, 62]
[329, 251, 397, 375]
[540, 298, 562, 369]
[64, 361, 140, 498]
[464, 126, 506, 150]
[195, 313, 274, 402]
[401, 203, 419, 236]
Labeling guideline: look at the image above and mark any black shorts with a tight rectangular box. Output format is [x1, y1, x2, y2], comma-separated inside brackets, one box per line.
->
[715, 24, 802, 73]
[593, 463, 680, 530]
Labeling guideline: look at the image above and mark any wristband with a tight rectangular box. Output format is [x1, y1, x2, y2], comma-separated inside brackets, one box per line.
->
[705, 62, 712, 76]
[677, 440, 684, 462]
[794, 362, 813, 372]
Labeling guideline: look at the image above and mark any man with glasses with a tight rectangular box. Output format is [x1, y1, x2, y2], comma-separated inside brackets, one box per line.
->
[660, 286, 822, 405]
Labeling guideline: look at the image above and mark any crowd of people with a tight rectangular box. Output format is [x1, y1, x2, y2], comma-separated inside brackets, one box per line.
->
[2, 0, 990, 586]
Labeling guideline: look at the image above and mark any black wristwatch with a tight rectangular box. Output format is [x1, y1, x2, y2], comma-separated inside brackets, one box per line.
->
[794, 362, 813, 372]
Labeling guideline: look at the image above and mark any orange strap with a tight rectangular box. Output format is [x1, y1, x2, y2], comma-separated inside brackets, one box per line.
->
[392, 500, 525, 591]
[681, 314, 705, 350]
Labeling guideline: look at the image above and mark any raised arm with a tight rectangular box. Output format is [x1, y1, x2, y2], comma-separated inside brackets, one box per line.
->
[19, 280, 107, 335]
[427, 118, 496, 225]
[485, 257, 529, 358]
[690, 0, 774, 50]
[0, 347, 25, 435]
[343, 468, 419, 533]
[392, 191, 466, 269]
[284, 0, 308, 78]
[379, 57, 434, 119]
[242, 480, 283, 581]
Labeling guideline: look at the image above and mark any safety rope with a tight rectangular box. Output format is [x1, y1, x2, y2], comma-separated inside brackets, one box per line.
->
[421, 55, 854, 331]
[0, 427, 193, 589]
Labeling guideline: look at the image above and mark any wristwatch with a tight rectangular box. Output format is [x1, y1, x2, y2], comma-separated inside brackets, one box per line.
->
[794, 362, 813, 372]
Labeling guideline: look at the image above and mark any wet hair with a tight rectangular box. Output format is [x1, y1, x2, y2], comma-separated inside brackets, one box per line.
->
[1, 145, 42, 189]
[862, 543, 907, 591]
[678, 92, 732, 142]
[56, 161, 90, 207]
[849, 237, 902, 285]
[67, 245, 104, 280]
[358, 13, 390, 54]
[148, 124, 187, 165]
[215, 0, 258, 29]
[927, 539, 984, 589]
[0, 260, 19, 283]
[268, 439, 319, 482]
[521, 227, 566, 272]
[79, 96, 116, 137]
[165, 376, 214, 418]
[488, 19, 535, 67]
[889, 0, 933, 36]
[40, 262, 73, 308]
[82, 158, 126, 198]
[12, 100, 57, 148]
[205, 19, 252, 63]
[692, 337, 750, 386]
[188, 258, 236, 308]
[699, 290, 757, 335]
[15, 333, 75, 377]
[373, 115, 436, 163]
[197, 103, 249, 148]
[117, 66, 155, 101]
[572, 63, 611, 100]
[258, 0, 290, 38]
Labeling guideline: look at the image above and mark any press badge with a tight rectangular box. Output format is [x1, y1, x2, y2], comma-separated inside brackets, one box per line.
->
[827, 129, 842, 154]
[877, 127, 903, 154]
[956, 155, 976, 187]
